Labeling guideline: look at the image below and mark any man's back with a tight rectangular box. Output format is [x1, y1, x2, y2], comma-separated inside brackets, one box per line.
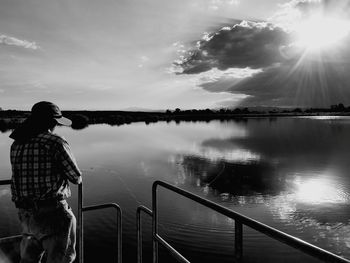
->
[11, 132, 81, 203]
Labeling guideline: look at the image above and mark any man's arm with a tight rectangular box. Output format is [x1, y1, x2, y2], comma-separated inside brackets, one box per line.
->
[55, 139, 82, 184]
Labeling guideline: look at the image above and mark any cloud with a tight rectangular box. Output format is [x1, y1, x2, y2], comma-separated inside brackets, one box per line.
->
[22, 81, 51, 94]
[189, 0, 240, 13]
[177, 0, 350, 76]
[203, 67, 260, 80]
[87, 84, 113, 91]
[173, 0, 350, 107]
[209, 0, 240, 11]
[271, 0, 350, 30]
[138, 55, 150, 68]
[0, 34, 40, 50]
[231, 61, 350, 107]
[295, 0, 350, 19]
[176, 21, 291, 74]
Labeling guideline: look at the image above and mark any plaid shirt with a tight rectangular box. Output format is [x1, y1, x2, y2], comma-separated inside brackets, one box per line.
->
[10, 132, 82, 202]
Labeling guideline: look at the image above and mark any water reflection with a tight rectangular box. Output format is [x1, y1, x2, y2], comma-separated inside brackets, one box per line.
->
[195, 138, 261, 163]
[169, 117, 350, 258]
[293, 176, 349, 204]
[176, 155, 282, 195]
[1, 118, 350, 261]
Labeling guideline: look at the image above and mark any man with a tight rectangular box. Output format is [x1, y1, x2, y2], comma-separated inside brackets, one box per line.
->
[9, 101, 82, 263]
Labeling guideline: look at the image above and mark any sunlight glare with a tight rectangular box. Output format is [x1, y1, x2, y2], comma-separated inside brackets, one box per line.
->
[295, 15, 350, 51]
[295, 177, 347, 204]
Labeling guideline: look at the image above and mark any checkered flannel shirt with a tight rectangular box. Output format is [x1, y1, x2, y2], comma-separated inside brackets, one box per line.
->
[10, 132, 82, 202]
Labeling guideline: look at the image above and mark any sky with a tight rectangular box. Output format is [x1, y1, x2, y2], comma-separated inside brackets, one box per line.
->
[1, 0, 350, 110]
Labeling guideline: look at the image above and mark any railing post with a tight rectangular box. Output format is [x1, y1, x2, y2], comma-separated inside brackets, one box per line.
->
[78, 183, 83, 263]
[152, 184, 159, 263]
[235, 221, 243, 261]
[137, 208, 142, 263]
[117, 206, 122, 263]
[137, 206, 153, 263]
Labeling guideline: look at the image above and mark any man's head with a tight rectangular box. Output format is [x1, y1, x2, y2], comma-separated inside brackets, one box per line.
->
[9, 101, 72, 141]
[31, 101, 72, 130]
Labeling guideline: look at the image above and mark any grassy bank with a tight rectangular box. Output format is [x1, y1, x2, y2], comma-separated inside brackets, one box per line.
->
[1, 108, 350, 133]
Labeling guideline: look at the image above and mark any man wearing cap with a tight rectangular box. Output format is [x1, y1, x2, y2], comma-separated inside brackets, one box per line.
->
[9, 101, 82, 263]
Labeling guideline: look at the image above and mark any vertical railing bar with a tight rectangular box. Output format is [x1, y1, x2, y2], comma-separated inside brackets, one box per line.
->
[137, 206, 153, 263]
[83, 203, 122, 263]
[235, 221, 243, 261]
[152, 184, 159, 263]
[136, 209, 142, 263]
[78, 183, 83, 263]
[137, 207, 142, 263]
[118, 207, 122, 263]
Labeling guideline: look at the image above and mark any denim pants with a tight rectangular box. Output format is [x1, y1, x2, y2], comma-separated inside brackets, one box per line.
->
[17, 200, 76, 263]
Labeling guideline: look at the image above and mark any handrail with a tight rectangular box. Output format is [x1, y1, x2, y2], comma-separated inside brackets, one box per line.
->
[151, 181, 191, 263]
[77, 183, 122, 263]
[152, 180, 350, 263]
[154, 234, 190, 263]
[82, 203, 122, 263]
[137, 205, 152, 263]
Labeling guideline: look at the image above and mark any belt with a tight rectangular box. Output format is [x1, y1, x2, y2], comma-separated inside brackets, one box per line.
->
[15, 198, 64, 209]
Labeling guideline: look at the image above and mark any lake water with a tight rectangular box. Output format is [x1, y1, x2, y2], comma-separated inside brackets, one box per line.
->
[1, 117, 350, 262]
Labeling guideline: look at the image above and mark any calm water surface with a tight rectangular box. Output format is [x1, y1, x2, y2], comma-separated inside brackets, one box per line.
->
[1, 117, 350, 262]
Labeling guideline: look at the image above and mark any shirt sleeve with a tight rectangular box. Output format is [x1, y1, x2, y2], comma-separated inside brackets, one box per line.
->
[55, 139, 82, 184]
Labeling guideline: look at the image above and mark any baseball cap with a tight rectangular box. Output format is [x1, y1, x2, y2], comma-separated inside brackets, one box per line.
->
[31, 101, 72, 126]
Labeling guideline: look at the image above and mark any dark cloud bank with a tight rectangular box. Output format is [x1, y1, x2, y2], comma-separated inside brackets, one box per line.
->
[178, 21, 291, 73]
[175, 0, 350, 108]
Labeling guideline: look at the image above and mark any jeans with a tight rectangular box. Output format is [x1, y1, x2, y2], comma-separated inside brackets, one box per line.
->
[17, 200, 76, 263]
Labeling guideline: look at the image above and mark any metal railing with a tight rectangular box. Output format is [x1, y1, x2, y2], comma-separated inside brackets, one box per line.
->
[136, 180, 350, 263]
[78, 183, 122, 263]
[3, 178, 350, 263]
[0, 180, 122, 263]
[137, 205, 153, 263]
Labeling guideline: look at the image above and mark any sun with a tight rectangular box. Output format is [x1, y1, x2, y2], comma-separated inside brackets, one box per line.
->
[294, 15, 350, 52]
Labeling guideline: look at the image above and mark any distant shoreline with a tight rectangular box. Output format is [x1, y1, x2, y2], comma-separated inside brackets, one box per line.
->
[1, 108, 350, 132]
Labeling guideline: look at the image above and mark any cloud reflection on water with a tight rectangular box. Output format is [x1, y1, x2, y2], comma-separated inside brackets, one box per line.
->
[193, 143, 261, 163]
[171, 117, 350, 257]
